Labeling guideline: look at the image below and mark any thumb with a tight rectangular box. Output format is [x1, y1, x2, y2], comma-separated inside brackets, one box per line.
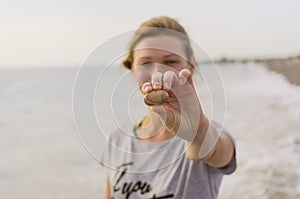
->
[150, 105, 176, 132]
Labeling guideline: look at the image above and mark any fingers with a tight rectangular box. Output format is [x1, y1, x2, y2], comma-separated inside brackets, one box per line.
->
[163, 71, 178, 90]
[179, 69, 192, 85]
[141, 72, 163, 94]
[142, 71, 179, 94]
[142, 82, 152, 93]
[151, 72, 163, 90]
[141, 68, 192, 94]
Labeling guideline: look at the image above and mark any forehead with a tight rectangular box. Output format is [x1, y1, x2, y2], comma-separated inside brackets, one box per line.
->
[133, 35, 186, 59]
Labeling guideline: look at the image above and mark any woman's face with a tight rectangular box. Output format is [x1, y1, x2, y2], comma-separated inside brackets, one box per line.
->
[131, 35, 193, 89]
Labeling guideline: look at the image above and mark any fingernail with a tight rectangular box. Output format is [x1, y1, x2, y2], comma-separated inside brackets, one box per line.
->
[164, 82, 170, 89]
[153, 83, 161, 89]
[142, 84, 151, 92]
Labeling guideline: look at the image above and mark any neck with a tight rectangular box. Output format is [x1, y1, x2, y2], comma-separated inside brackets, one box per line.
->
[136, 108, 174, 142]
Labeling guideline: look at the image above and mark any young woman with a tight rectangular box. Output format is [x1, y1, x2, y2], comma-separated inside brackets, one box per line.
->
[101, 16, 236, 199]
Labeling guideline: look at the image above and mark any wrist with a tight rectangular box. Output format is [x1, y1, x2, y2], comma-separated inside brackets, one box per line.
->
[198, 120, 221, 159]
[185, 119, 221, 161]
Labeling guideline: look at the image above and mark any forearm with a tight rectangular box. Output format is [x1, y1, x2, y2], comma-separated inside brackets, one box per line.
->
[185, 121, 235, 168]
[201, 132, 235, 168]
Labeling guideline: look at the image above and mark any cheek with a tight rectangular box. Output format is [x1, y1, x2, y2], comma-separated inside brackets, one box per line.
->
[132, 68, 151, 86]
[175, 63, 192, 72]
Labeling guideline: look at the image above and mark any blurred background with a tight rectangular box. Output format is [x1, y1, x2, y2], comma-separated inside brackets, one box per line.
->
[1, 0, 299, 198]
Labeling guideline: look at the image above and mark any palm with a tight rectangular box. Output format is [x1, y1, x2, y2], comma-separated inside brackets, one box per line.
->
[144, 70, 206, 142]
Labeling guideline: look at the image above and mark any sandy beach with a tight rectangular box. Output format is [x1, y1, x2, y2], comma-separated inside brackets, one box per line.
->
[262, 56, 300, 86]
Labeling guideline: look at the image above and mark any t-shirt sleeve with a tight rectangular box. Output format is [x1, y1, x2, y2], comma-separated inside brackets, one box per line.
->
[212, 121, 237, 175]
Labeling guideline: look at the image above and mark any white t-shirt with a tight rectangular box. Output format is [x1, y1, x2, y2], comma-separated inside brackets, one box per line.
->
[100, 120, 236, 199]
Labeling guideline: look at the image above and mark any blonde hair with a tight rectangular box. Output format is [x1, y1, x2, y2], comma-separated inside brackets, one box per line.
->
[122, 16, 194, 69]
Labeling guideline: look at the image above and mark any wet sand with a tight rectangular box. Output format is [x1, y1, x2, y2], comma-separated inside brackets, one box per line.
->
[263, 56, 300, 86]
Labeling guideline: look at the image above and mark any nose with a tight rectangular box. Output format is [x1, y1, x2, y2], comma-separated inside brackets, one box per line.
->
[153, 63, 168, 73]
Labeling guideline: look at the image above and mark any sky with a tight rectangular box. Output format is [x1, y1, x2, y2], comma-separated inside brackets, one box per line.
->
[1, 0, 300, 67]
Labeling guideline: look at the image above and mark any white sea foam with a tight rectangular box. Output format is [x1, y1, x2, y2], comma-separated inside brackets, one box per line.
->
[0, 63, 299, 198]
[214, 63, 300, 199]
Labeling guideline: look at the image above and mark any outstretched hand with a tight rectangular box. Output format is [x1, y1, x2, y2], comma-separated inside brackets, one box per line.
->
[141, 68, 209, 142]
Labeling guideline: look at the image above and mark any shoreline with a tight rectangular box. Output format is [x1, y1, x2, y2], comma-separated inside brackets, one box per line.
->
[210, 55, 300, 86]
[263, 57, 300, 86]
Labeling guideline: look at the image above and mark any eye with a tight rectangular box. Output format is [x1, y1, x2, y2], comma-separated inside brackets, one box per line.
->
[141, 62, 153, 67]
[165, 60, 178, 65]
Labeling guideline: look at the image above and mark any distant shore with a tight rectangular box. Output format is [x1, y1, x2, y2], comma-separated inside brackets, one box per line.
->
[211, 55, 300, 86]
[263, 57, 300, 86]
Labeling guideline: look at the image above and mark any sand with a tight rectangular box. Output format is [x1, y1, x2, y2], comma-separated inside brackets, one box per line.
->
[211, 55, 300, 86]
[263, 56, 300, 86]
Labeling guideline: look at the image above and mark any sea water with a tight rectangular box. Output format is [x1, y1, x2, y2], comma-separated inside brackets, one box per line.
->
[0, 63, 299, 198]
